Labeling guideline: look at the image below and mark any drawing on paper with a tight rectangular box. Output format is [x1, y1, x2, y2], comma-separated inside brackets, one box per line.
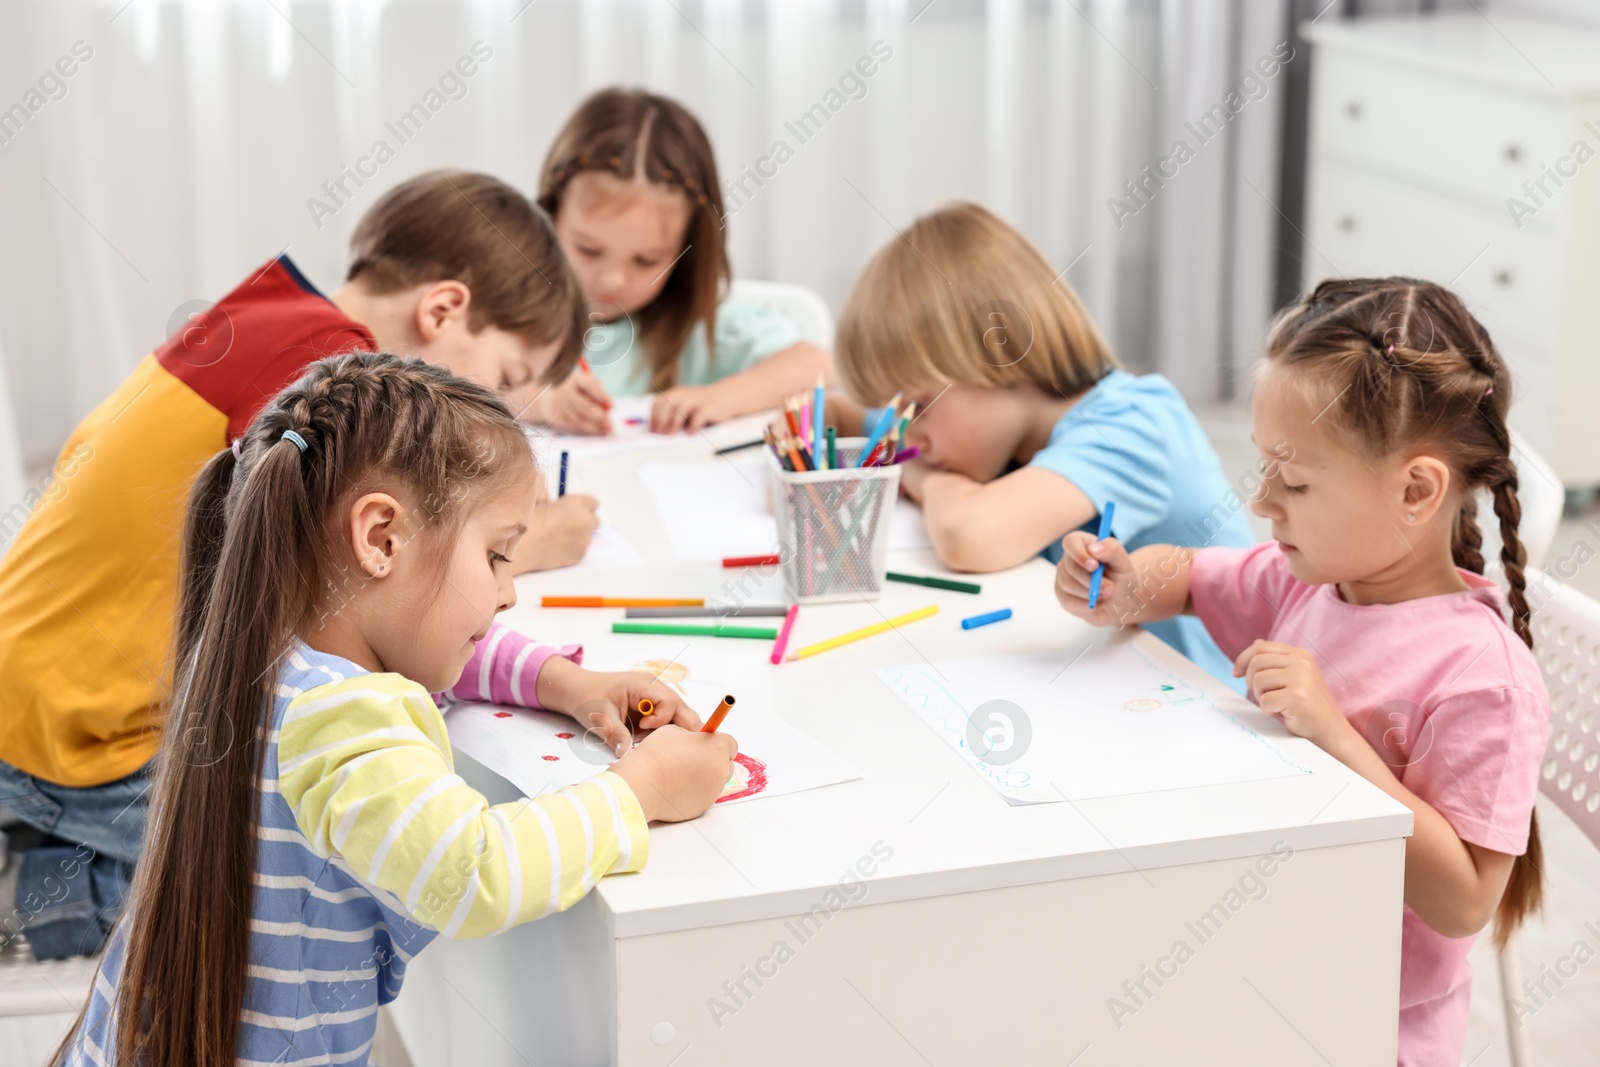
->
[634, 659, 690, 696]
[718, 753, 769, 803]
[1122, 698, 1162, 712]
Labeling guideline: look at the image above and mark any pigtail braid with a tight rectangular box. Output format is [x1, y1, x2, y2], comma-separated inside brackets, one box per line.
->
[1452, 501, 1485, 577]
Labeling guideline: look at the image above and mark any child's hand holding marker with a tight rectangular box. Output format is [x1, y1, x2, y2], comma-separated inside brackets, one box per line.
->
[611, 725, 739, 823]
[537, 660, 702, 756]
[526, 359, 614, 435]
[1054, 530, 1138, 626]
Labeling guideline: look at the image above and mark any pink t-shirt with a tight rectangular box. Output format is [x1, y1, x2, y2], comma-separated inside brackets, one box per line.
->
[1190, 543, 1549, 1067]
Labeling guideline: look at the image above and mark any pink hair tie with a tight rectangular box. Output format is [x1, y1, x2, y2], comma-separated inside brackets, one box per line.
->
[1385, 344, 1395, 357]
[1484, 385, 1494, 397]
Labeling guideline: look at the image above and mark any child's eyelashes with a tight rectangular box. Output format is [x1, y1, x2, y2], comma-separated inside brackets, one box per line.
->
[1282, 482, 1308, 495]
[488, 550, 513, 566]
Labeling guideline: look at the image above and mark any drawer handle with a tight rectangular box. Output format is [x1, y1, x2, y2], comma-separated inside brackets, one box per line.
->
[1493, 269, 1515, 288]
[1344, 100, 1363, 119]
[1338, 215, 1357, 233]
[1504, 144, 1523, 163]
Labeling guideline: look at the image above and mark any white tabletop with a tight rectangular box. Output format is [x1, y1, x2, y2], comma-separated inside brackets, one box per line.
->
[491, 418, 1412, 939]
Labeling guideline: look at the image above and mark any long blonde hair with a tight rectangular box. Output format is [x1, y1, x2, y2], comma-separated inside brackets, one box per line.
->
[836, 201, 1117, 405]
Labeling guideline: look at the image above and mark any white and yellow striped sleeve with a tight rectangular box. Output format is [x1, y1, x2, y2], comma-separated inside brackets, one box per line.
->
[276, 675, 649, 939]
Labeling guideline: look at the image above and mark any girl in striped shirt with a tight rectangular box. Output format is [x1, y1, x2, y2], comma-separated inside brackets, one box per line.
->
[56, 353, 736, 1067]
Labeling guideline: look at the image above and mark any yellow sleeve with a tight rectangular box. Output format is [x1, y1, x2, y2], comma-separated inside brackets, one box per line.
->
[276, 675, 649, 939]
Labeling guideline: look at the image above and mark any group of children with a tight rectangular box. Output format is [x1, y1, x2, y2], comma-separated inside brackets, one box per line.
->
[0, 86, 1547, 1067]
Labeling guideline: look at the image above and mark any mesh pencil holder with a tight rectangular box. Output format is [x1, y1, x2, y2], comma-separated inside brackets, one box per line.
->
[769, 439, 902, 603]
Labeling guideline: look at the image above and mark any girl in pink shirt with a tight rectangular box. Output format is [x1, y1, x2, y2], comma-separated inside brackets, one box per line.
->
[1054, 277, 1549, 1067]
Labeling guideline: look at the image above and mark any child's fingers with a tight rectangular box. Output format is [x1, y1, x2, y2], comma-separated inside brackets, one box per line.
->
[584, 704, 633, 758]
[638, 688, 703, 732]
[650, 395, 689, 434]
[574, 370, 613, 410]
[1059, 531, 1099, 570]
[1084, 535, 1131, 573]
[1244, 659, 1290, 699]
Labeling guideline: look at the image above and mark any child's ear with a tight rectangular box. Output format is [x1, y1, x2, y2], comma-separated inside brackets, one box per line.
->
[1401, 454, 1453, 525]
[348, 492, 404, 577]
[414, 281, 472, 343]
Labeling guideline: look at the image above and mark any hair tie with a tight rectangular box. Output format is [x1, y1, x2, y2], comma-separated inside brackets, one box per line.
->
[1484, 384, 1494, 397]
[1386, 344, 1395, 357]
[281, 430, 308, 454]
[230, 438, 242, 460]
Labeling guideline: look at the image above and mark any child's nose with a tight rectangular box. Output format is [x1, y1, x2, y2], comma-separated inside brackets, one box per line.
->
[498, 572, 518, 613]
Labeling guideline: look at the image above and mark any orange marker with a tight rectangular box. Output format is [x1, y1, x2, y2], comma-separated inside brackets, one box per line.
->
[542, 596, 706, 608]
[637, 697, 655, 717]
[701, 694, 736, 733]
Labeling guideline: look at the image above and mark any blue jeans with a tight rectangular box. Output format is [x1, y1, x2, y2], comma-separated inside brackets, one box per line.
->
[0, 758, 151, 959]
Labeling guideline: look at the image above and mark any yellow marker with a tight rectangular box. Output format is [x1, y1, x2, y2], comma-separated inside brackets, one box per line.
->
[637, 697, 655, 716]
[784, 605, 939, 662]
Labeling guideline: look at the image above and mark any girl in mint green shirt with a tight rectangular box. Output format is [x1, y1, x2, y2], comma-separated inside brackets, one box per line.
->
[526, 88, 832, 434]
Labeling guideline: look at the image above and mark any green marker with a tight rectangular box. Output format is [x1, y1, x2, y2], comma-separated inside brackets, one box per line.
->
[825, 425, 838, 470]
[885, 571, 982, 594]
[611, 622, 779, 640]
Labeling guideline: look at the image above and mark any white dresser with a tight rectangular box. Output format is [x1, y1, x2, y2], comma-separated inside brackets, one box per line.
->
[1303, 12, 1600, 494]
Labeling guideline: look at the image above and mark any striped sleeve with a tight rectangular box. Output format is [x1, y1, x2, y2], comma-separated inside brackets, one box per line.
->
[439, 622, 582, 710]
[277, 675, 648, 940]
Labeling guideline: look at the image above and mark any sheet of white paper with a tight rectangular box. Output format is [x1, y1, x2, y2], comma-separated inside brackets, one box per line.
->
[446, 643, 861, 806]
[528, 396, 680, 466]
[638, 451, 930, 562]
[533, 510, 643, 574]
[874, 642, 1310, 805]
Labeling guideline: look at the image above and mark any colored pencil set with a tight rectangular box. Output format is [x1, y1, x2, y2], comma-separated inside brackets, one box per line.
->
[766, 379, 918, 472]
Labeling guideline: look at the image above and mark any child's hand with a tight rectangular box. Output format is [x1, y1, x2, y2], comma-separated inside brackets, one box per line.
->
[1054, 531, 1138, 626]
[515, 494, 600, 573]
[565, 669, 704, 758]
[1233, 640, 1352, 748]
[651, 383, 739, 434]
[610, 724, 739, 822]
[526, 367, 613, 435]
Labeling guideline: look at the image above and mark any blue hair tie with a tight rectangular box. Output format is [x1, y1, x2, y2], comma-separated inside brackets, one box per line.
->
[281, 430, 309, 454]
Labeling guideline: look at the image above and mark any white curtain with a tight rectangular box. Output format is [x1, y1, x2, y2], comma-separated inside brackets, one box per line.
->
[0, 0, 1287, 472]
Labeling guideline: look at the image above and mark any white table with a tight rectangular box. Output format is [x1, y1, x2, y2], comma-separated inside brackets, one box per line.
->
[392, 425, 1412, 1066]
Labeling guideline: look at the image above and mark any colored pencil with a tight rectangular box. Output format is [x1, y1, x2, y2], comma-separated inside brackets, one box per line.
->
[543, 596, 705, 608]
[961, 608, 1013, 630]
[1087, 500, 1117, 610]
[713, 437, 765, 455]
[800, 400, 812, 448]
[723, 554, 782, 568]
[701, 694, 736, 733]
[624, 606, 792, 619]
[855, 394, 901, 467]
[558, 450, 569, 497]
[783, 402, 803, 439]
[611, 622, 778, 639]
[783, 604, 938, 662]
[886, 571, 981, 594]
[770, 603, 800, 665]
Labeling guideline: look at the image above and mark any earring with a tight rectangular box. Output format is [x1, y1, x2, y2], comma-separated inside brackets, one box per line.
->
[1406, 513, 1417, 523]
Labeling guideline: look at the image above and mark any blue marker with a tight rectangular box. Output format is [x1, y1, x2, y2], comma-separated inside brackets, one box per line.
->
[1087, 500, 1116, 610]
[961, 607, 1013, 630]
[558, 450, 569, 498]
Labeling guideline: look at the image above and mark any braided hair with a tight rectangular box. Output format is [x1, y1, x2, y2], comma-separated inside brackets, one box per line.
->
[1265, 277, 1542, 945]
[85, 353, 533, 1067]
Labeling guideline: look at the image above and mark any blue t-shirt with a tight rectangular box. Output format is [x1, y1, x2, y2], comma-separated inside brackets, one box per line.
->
[584, 300, 802, 396]
[1029, 370, 1254, 689]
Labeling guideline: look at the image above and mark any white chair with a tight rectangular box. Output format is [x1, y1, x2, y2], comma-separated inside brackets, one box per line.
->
[0, 953, 99, 1062]
[1496, 569, 1600, 1067]
[727, 278, 835, 350]
[1478, 431, 1564, 574]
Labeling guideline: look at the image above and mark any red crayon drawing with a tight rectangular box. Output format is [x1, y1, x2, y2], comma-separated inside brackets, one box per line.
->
[716, 752, 768, 803]
[555, 732, 574, 739]
[494, 711, 513, 719]
[542, 755, 560, 761]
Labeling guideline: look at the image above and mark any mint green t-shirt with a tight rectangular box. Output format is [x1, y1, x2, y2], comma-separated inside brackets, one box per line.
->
[582, 300, 803, 396]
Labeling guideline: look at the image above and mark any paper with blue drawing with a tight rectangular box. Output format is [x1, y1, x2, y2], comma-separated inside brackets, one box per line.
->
[874, 641, 1311, 805]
